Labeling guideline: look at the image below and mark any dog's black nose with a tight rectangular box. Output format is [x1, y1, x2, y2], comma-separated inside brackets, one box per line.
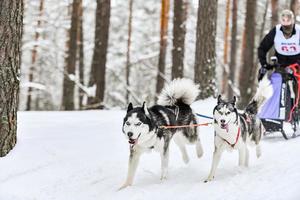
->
[127, 132, 133, 137]
[220, 119, 225, 124]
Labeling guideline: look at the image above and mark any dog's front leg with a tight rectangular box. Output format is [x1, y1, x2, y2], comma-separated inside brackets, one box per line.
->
[119, 148, 141, 190]
[160, 136, 170, 180]
[204, 144, 223, 182]
[238, 145, 246, 167]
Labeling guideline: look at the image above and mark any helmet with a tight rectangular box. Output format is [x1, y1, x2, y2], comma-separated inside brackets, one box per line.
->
[280, 9, 295, 34]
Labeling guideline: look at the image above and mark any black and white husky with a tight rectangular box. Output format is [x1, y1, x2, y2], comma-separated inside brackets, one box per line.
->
[120, 78, 203, 189]
[205, 76, 273, 182]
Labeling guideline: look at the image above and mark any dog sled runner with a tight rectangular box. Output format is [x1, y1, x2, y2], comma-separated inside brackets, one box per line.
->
[259, 58, 300, 139]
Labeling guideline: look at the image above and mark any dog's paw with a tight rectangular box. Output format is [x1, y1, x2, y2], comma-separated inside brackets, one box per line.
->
[118, 183, 132, 190]
[204, 176, 214, 183]
[160, 173, 168, 181]
[197, 149, 203, 158]
[182, 155, 190, 164]
[256, 146, 261, 158]
[196, 143, 204, 158]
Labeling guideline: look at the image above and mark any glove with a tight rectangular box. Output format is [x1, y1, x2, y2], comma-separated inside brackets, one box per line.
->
[258, 67, 268, 81]
[262, 63, 273, 70]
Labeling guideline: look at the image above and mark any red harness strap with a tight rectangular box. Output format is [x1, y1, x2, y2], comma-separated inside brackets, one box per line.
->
[224, 127, 241, 148]
[287, 63, 300, 122]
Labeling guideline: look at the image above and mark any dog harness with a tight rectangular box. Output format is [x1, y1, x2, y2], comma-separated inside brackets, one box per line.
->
[223, 126, 241, 148]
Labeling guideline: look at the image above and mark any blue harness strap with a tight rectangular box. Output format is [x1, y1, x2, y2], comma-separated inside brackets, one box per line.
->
[196, 113, 214, 120]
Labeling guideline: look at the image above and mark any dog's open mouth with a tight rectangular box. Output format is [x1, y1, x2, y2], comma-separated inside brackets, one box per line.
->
[220, 123, 228, 129]
[128, 133, 141, 146]
[128, 138, 137, 145]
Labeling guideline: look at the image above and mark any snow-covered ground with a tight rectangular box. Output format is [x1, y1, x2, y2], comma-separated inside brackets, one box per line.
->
[1, 98, 300, 200]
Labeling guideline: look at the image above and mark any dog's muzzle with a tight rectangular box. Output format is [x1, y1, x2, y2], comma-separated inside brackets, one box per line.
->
[220, 122, 229, 132]
[128, 138, 137, 145]
[128, 133, 141, 146]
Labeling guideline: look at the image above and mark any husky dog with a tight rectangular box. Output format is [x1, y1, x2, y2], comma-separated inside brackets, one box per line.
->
[120, 78, 203, 189]
[205, 76, 273, 182]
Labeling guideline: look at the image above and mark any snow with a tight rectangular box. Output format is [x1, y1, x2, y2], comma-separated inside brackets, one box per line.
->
[1, 98, 300, 200]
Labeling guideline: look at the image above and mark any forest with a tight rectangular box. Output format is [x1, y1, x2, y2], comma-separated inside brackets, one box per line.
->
[17, 0, 299, 111]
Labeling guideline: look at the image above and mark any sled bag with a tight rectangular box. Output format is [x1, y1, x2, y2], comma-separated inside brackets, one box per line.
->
[259, 73, 283, 119]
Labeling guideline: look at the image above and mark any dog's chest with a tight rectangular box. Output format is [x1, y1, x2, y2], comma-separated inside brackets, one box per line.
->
[214, 123, 240, 145]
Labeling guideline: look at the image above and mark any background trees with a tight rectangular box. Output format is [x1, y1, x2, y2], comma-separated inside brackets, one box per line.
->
[18, 0, 300, 111]
[0, 0, 23, 156]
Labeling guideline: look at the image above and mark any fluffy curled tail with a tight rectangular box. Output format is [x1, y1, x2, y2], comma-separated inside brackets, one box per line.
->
[157, 78, 200, 106]
[247, 75, 273, 114]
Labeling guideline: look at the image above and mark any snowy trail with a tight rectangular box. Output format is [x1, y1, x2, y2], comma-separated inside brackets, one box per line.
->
[1, 99, 300, 200]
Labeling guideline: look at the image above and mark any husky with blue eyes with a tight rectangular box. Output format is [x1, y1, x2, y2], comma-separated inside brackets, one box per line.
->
[120, 78, 203, 189]
[205, 93, 268, 182]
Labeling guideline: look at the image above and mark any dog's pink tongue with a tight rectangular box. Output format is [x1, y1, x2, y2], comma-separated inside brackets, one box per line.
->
[225, 125, 229, 133]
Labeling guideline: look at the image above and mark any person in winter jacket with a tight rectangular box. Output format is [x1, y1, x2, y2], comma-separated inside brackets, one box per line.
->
[257, 9, 300, 81]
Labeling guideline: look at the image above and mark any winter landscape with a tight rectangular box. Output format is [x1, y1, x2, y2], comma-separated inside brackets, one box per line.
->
[2, 0, 300, 199]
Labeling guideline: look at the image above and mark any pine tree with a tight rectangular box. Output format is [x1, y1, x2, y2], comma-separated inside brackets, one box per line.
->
[156, 0, 170, 98]
[0, 0, 23, 156]
[172, 0, 187, 79]
[194, 0, 218, 99]
[87, 0, 111, 109]
[62, 0, 81, 110]
[238, 0, 257, 108]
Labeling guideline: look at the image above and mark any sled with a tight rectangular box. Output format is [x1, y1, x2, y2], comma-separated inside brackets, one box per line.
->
[259, 57, 300, 140]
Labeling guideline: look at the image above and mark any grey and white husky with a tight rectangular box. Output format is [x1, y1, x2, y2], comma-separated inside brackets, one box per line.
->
[120, 78, 203, 189]
[205, 76, 273, 182]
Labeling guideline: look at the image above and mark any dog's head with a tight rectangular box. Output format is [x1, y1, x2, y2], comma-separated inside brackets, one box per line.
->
[122, 102, 156, 146]
[213, 95, 238, 129]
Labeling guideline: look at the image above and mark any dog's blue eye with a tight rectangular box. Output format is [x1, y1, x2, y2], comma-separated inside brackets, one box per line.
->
[136, 122, 142, 126]
[126, 122, 130, 126]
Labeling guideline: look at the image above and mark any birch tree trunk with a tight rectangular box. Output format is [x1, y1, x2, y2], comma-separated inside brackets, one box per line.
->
[0, 0, 23, 156]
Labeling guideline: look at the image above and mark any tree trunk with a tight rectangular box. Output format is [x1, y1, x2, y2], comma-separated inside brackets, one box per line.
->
[78, 0, 84, 109]
[62, 0, 81, 110]
[290, 0, 300, 16]
[156, 0, 170, 99]
[271, 0, 278, 27]
[194, 0, 218, 99]
[0, 0, 23, 157]
[126, 0, 133, 104]
[172, 0, 187, 79]
[26, 0, 44, 111]
[238, 0, 257, 108]
[87, 0, 111, 109]
[221, 0, 230, 97]
[228, 0, 238, 99]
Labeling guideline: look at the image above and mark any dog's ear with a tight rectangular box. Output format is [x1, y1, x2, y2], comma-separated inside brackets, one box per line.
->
[231, 96, 237, 106]
[127, 102, 133, 113]
[217, 95, 223, 104]
[142, 101, 150, 117]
